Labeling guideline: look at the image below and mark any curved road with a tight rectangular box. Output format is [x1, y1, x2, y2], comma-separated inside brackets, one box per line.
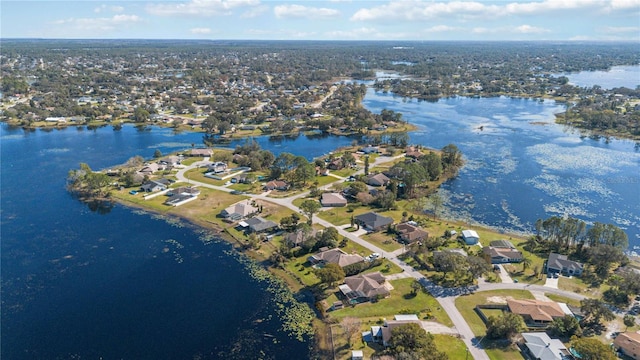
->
[175, 156, 590, 360]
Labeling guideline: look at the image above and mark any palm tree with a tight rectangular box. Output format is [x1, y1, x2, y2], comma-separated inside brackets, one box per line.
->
[522, 257, 532, 273]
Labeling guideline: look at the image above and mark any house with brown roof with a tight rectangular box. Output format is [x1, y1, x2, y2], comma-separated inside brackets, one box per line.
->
[284, 228, 318, 247]
[396, 222, 429, 244]
[308, 248, 365, 268]
[366, 173, 390, 187]
[321, 192, 347, 207]
[263, 180, 289, 191]
[189, 148, 213, 157]
[220, 200, 258, 221]
[327, 159, 343, 170]
[507, 299, 566, 327]
[405, 146, 423, 159]
[614, 331, 640, 360]
[339, 272, 390, 303]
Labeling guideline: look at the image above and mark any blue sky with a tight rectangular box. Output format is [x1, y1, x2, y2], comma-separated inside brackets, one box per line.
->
[2, 0, 639, 41]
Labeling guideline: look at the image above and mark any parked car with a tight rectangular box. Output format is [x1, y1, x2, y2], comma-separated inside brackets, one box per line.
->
[553, 273, 559, 278]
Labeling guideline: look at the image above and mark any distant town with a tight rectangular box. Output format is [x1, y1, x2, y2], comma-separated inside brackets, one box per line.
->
[3, 40, 640, 360]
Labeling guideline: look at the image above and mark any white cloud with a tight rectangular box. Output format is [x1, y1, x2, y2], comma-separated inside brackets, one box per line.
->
[514, 25, 550, 34]
[274, 4, 340, 19]
[325, 27, 377, 39]
[240, 5, 268, 18]
[51, 14, 142, 32]
[350, 0, 627, 22]
[147, 0, 260, 17]
[94, 4, 125, 13]
[245, 28, 318, 38]
[190, 27, 212, 34]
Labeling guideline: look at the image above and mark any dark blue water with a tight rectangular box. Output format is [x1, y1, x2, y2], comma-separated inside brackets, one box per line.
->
[0, 125, 311, 359]
[363, 92, 640, 247]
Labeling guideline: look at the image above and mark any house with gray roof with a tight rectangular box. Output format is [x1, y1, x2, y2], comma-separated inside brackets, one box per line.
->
[483, 246, 523, 264]
[355, 212, 394, 232]
[220, 201, 258, 221]
[321, 192, 347, 207]
[520, 332, 572, 360]
[308, 248, 364, 268]
[546, 253, 583, 276]
[339, 272, 389, 303]
[243, 217, 278, 234]
[366, 173, 390, 187]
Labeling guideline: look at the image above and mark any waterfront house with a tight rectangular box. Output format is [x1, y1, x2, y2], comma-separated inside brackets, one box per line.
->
[396, 222, 429, 244]
[163, 186, 200, 207]
[138, 163, 160, 176]
[405, 146, 423, 159]
[242, 217, 278, 234]
[189, 148, 213, 157]
[354, 212, 394, 232]
[308, 248, 365, 268]
[366, 173, 390, 187]
[207, 161, 227, 174]
[546, 253, 583, 277]
[360, 146, 380, 154]
[327, 159, 343, 170]
[482, 246, 523, 264]
[507, 299, 566, 327]
[220, 201, 258, 221]
[370, 315, 423, 347]
[284, 228, 318, 247]
[613, 332, 640, 360]
[321, 193, 347, 207]
[339, 272, 389, 303]
[490, 239, 517, 249]
[140, 180, 168, 193]
[461, 229, 480, 245]
[520, 332, 571, 360]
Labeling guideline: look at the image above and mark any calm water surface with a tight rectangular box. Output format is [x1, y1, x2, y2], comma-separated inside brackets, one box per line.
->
[362, 92, 640, 246]
[0, 125, 311, 359]
[560, 65, 640, 90]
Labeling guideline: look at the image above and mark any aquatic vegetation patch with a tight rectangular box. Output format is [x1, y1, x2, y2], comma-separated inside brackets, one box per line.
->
[526, 143, 640, 176]
[232, 251, 314, 342]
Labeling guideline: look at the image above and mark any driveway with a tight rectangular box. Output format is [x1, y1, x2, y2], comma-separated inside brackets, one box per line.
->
[496, 265, 514, 283]
[544, 276, 559, 289]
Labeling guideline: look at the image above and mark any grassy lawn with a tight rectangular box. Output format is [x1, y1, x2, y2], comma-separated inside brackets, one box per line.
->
[545, 293, 582, 307]
[454, 289, 534, 337]
[180, 157, 203, 166]
[328, 278, 453, 327]
[314, 175, 339, 187]
[318, 205, 371, 226]
[434, 334, 468, 360]
[361, 232, 402, 252]
[331, 168, 357, 178]
[184, 168, 226, 186]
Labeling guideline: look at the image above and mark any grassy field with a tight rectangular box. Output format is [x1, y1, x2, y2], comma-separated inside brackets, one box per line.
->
[361, 232, 403, 252]
[327, 277, 453, 327]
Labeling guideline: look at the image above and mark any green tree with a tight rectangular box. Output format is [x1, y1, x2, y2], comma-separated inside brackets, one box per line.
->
[387, 323, 447, 360]
[153, 149, 162, 158]
[623, 315, 636, 329]
[485, 312, 526, 341]
[364, 155, 370, 175]
[570, 337, 616, 360]
[314, 263, 345, 287]
[580, 298, 615, 328]
[521, 257, 532, 272]
[410, 279, 422, 295]
[549, 315, 582, 338]
[299, 199, 321, 225]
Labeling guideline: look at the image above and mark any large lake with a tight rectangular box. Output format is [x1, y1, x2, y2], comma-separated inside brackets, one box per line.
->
[363, 92, 640, 247]
[0, 125, 315, 359]
[560, 65, 640, 90]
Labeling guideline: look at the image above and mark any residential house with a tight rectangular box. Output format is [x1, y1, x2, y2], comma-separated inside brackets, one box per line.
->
[396, 222, 429, 244]
[613, 331, 640, 360]
[308, 248, 365, 268]
[405, 146, 423, 159]
[263, 180, 289, 191]
[167, 187, 200, 196]
[138, 163, 161, 176]
[321, 193, 348, 207]
[354, 212, 394, 232]
[520, 332, 572, 360]
[370, 315, 423, 347]
[461, 229, 480, 245]
[220, 201, 258, 221]
[360, 146, 380, 154]
[284, 228, 318, 247]
[339, 272, 389, 303]
[483, 246, 524, 264]
[207, 161, 227, 173]
[546, 253, 584, 277]
[163, 187, 200, 207]
[351, 350, 363, 360]
[242, 217, 278, 234]
[490, 239, 517, 249]
[507, 299, 566, 327]
[327, 159, 343, 170]
[366, 173, 390, 187]
[140, 180, 168, 192]
[189, 148, 213, 157]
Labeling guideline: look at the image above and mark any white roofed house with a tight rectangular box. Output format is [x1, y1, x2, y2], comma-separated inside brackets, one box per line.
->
[220, 200, 258, 221]
[520, 332, 572, 360]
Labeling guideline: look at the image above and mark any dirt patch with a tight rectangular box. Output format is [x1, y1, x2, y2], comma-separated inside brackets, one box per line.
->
[486, 296, 513, 304]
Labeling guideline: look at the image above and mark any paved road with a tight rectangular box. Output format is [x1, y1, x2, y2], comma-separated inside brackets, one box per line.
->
[173, 155, 594, 360]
